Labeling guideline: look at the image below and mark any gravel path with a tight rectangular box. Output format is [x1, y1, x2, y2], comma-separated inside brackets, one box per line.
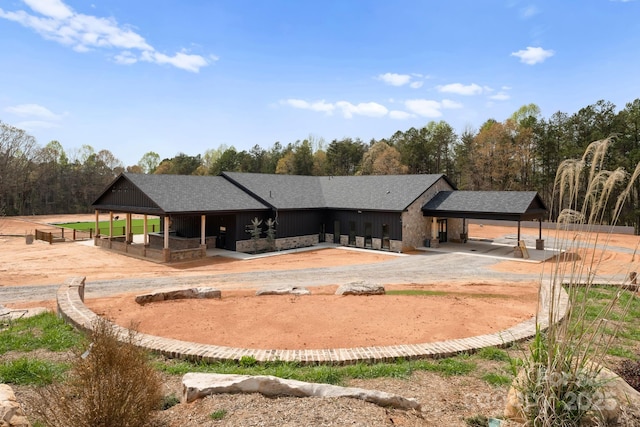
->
[0, 251, 540, 304]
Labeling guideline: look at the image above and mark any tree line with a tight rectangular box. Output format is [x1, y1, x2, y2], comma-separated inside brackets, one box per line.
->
[1, 98, 639, 230]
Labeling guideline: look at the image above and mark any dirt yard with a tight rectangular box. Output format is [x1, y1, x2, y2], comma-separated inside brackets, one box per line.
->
[1, 214, 541, 347]
[3, 214, 639, 426]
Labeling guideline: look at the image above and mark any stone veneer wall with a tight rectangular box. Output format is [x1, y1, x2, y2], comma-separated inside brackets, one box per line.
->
[236, 234, 319, 254]
[94, 237, 200, 262]
[401, 180, 456, 250]
[148, 234, 210, 250]
[57, 276, 568, 365]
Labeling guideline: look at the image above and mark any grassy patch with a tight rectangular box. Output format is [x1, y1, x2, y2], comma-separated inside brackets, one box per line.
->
[155, 356, 473, 385]
[607, 346, 638, 360]
[0, 312, 84, 355]
[476, 347, 510, 362]
[481, 372, 512, 386]
[57, 218, 160, 235]
[0, 357, 69, 385]
[210, 409, 227, 420]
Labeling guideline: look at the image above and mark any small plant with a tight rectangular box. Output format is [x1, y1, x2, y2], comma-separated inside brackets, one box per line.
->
[32, 317, 163, 427]
[210, 409, 227, 420]
[265, 217, 276, 251]
[464, 414, 489, 427]
[245, 217, 263, 254]
[239, 355, 257, 367]
[160, 393, 181, 410]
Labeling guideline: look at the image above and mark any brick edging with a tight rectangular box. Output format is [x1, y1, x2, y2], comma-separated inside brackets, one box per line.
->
[56, 277, 569, 365]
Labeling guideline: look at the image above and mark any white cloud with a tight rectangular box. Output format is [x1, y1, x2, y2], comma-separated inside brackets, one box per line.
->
[336, 101, 388, 119]
[389, 110, 414, 120]
[490, 92, 511, 101]
[441, 99, 463, 109]
[378, 72, 427, 89]
[4, 103, 64, 120]
[404, 99, 442, 117]
[378, 72, 411, 86]
[437, 83, 483, 96]
[282, 99, 388, 118]
[511, 46, 554, 65]
[0, 0, 211, 72]
[24, 0, 72, 19]
[282, 99, 335, 114]
[142, 51, 210, 73]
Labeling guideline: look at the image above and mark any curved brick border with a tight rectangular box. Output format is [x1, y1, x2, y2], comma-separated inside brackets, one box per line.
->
[57, 277, 569, 365]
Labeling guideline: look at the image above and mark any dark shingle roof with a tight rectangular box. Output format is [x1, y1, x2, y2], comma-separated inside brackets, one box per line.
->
[93, 173, 269, 214]
[320, 175, 450, 211]
[422, 191, 547, 220]
[221, 172, 326, 209]
[223, 172, 452, 211]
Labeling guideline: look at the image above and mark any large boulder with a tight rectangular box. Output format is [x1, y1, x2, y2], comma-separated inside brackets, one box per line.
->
[256, 286, 311, 296]
[135, 287, 221, 304]
[0, 384, 30, 427]
[182, 373, 420, 411]
[335, 281, 385, 296]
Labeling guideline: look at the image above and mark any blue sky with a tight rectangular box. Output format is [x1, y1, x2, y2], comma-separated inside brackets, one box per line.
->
[1, 0, 639, 167]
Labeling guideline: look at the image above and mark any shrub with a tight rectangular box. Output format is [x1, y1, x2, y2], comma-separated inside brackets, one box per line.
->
[31, 318, 163, 427]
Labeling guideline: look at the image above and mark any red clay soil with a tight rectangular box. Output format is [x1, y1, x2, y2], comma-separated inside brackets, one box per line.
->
[85, 283, 539, 350]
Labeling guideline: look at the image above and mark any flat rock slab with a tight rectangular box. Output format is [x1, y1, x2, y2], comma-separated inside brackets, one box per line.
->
[135, 287, 221, 304]
[256, 286, 311, 296]
[335, 281, 385, 296]
[182, 373, 421, 411]
[0, 384, 30, 427]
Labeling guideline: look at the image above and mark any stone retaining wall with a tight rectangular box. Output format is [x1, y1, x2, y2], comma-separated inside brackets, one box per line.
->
[57, 277, 568, 365]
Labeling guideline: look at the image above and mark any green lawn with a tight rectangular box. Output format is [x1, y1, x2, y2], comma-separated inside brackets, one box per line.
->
[57, 218, 161, 235]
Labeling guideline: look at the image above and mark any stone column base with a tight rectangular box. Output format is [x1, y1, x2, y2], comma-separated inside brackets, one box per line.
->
[513, 247, 523, 258]
[536, 239, 544, 250]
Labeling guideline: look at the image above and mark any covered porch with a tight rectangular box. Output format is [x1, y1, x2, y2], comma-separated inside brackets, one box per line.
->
[422, 191, 548, 258]
[93, 211, 213, 262]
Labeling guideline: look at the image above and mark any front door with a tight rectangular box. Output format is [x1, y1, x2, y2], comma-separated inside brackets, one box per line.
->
[438, 219, 447, 243]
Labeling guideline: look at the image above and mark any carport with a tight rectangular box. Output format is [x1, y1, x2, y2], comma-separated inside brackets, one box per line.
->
[422, 191, 548, 252]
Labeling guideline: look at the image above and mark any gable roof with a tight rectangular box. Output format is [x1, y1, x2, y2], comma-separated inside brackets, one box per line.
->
[222, 172, 454, 211]
[422, 191, 547, 221]
[92, 173, 269, 214]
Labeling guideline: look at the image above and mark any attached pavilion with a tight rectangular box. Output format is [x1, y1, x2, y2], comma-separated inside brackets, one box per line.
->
[422, 191, 548, 254]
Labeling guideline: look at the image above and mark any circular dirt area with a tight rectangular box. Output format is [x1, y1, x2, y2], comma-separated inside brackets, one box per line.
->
[86, 283, 539, 350]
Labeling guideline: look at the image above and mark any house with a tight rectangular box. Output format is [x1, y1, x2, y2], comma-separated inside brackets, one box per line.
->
[91, 172, 547, 262]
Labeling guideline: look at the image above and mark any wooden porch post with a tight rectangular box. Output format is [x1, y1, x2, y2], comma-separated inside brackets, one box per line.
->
[143, 214, 148, 246]
[517, 220, 521, 242]
[126, 213, 132, 243]
[201, 215, 206, 246]
[164, 216, 170, 249]
[109, 211, 114, 240]
[94, 210, 99, 238]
